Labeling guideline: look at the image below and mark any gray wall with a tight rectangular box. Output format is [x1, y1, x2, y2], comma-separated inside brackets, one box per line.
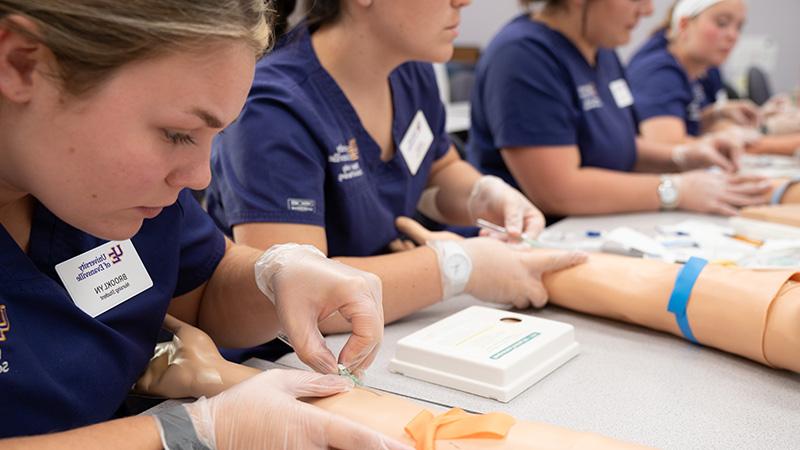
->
[455, 0, 799, 94]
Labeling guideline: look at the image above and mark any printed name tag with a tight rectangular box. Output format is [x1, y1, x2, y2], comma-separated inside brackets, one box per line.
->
[609, 79, 634, 109]
[399, 110, 434, 176]
[55, 239, 153, 318]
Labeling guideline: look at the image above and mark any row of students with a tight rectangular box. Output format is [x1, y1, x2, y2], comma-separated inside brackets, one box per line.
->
[1, 0, 788, 448]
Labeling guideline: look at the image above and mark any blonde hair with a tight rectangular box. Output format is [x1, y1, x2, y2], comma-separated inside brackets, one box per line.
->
[0, 0, 272, 96]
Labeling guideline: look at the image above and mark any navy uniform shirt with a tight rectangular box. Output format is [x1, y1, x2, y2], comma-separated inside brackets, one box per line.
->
[206, 25, 451, 257]
[0, 190, 224, 437]
[627, 30, 724, 137]
[467, 15, 638, 190]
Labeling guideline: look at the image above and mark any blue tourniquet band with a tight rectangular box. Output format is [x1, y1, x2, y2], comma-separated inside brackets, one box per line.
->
[667, 257, 708, 343]
[771, 176, 800, 205]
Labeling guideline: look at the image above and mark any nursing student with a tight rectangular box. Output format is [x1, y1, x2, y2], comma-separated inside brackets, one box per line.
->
[628, 0, 800, 156]
[207, 0, 587, 330]
[0, 1, 409, 449]
[467, 0, 771, 219]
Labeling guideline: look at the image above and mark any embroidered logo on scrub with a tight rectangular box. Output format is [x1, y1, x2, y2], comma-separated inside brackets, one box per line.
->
[688, 83, 705, 122]
[577, 83, 603, 111]
[328, 138, 364, 183]
[0, 305, 9, 342]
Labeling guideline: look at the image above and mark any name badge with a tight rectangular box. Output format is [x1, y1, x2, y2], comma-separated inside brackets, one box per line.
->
[55, 239, 153, 318]
[609, 79, 634, 109]
[399, 110, 434, 176]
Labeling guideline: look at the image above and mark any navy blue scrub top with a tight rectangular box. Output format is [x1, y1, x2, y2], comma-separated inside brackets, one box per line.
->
[466, 15, 639, 190]
[0, 190, 224, 438]
[206, 25, 451, 257]
[627, 30, 724, 137]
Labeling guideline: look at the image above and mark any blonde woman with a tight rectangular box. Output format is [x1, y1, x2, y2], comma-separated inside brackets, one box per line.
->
[628, 0, 800, 155]
[0, 1, 408, 449]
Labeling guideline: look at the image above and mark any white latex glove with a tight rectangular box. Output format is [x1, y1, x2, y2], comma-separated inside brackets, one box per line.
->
[760, 94, 794, 119]
[714, 99, 760, 127]
[764, 110, 800, 135]
[672, 134, 744, 173]
[460, 238, 586, 308]
[677, 171, 772, 216]
[183, 369, 413, 450]
[396, 216, 585, 308]
[467, 175, 545, 240]
[255, 244, 383, 375]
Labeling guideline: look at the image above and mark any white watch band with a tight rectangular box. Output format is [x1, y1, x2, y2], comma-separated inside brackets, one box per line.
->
[427, 240, 473, 300]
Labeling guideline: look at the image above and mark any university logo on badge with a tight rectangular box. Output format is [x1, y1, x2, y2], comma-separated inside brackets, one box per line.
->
[577, 83, 603, 111]
[108, 244, 124, 264]
[0, 305, 10, 341]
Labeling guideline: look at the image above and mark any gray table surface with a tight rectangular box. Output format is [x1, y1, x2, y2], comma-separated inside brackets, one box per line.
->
[275, 212, 800, 450]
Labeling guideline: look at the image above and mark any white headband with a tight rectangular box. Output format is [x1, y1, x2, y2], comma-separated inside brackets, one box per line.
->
[671, 0, 726, 34]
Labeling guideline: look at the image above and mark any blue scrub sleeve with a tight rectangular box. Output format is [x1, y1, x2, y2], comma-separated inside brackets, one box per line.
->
[630, 65, 689, 122]
[482, 42, 579, 149]
[212, 95, 328, 228]
[173, 189, 226, 297]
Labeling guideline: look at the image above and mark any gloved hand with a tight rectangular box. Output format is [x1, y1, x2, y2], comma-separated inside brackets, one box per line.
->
[397, 216, 586, 308]
[255, 244, 383, 375]
[467, 175, 545, 240]
[764, 110, 800, 135]
[135, 315, 231, 399]
[676, 171, 772, 216]
[180, 369, 413, 450]
[713, 99, 760, 127]
[671, 132, 747, 173]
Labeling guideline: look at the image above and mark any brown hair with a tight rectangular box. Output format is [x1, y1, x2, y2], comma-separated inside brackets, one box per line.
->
[520, 0, 568, 10]
[0, 0, 272, 96]
[273, 0, 341, 36]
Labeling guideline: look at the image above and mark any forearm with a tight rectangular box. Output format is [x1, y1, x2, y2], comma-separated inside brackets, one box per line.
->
[634, 137, 682, 173]
[528, 169, 661, 216]
[323, 247, 442, 333]
[746, 134, 800, 156]
[1, 416, 162, 450]
[198, 242, 281, 347]
[428, 158, 482, 225]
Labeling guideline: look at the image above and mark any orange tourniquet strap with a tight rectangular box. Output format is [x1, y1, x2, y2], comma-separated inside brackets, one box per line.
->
[404, 408, 516, 450]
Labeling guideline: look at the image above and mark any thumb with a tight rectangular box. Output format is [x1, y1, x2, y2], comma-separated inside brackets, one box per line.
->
[395, 216, 436, 245]
[275, 370, 355, 398]
[705, 147, 735, 173]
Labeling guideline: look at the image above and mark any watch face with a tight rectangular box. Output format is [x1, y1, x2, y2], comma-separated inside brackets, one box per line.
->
[444, 253, 471, 281]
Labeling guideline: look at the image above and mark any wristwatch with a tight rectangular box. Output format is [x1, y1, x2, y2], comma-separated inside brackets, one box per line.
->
[427, 240, 473, 299]
[657, 175, 681, 210]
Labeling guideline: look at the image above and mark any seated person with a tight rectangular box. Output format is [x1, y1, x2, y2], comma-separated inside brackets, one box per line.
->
[466, 0, 771, 221]
[627, 0, 800, 155]
[206, 0, 586, 342]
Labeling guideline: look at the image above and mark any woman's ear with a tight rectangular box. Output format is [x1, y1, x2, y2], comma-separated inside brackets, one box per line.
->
[0, 15, 48, 104]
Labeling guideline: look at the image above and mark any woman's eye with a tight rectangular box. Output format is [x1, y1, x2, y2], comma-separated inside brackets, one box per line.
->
[163, 129, 197, 146]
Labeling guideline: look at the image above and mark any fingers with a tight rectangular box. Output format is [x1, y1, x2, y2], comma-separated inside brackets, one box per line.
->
[321, 407, 415, 450]
[335, 276, 384, 373]
[289, 325, 339, 374]
[503, 205, 524, 237]
[522, 209, 546, 238]
[395, 216, 434, 245]
[274, 370, 355, 398]
[704, 148, 736, 173]
[388, 238, 416, 253]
